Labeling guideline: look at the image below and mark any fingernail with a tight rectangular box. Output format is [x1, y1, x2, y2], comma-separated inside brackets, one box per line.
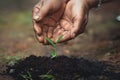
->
[34, 16, 39, 21]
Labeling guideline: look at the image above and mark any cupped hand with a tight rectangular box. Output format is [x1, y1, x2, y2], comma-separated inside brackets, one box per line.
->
[33, 0, 94, 44]
[52, 0, 90, 42]
[32, 0, 67, 44]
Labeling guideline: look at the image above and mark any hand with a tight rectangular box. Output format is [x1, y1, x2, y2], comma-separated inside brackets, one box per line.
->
[52, 0, 90, 42]
[33, 0, 98, 44]
[32, 0, 66, 44]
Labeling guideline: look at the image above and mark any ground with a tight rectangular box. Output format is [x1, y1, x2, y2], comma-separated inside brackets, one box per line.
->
[0, 1, 120, 80]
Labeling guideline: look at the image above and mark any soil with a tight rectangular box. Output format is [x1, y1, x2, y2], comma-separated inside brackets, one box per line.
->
[0, 0, 120, 80]
[5, 55, 120, 80]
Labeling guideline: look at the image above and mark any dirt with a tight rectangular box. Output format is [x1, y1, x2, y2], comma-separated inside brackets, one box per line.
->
[0, 0, 120, 80]
[4, 55, 120, 80]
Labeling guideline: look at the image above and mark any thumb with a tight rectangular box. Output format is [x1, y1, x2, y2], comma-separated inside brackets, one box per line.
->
[33, 0, 64, 22]
[71, 14, 88, 38]
[71, 16, 84, 38]
[33, 1, 51, 21]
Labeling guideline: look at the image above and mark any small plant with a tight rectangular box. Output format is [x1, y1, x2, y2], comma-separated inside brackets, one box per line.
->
[39, 70, 55, 80]
[21, 71, 32, 80]
[40, 74, 55, 80]
[46, 35, 63, 58]
[6, 56, 20, 66]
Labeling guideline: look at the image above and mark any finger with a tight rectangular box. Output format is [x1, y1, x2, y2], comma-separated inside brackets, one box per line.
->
[71, 10, 85, 38]
[53, 28, 64, 42]
[71, 18, 83, 38]
[54, 29, 63, 38]
[41, 2, 66, 27]
[35, 28, 44, 43]
[33, 21, 42, 35]
[54, 30, 71, 43]
[36, 35, 44, 43]
[33, 0, 43, 21]
[60, 19, 72, 31]
[71, 15, 88, 38]
[47, 27, 54, 38]
[43, 25, 49, 44]
[54, 25, 61, 33]
[53, 27, 71, 43]
[77, 15, 88, 35]
[33, 7, 40, 20]
[33, 0, 52, 21]
[60, 31, 71, 42]
[70, 0, 89, 38]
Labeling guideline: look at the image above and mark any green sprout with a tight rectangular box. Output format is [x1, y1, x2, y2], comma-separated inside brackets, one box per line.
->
[21, 71, 32, 80]
[46, 35, 63, 58]
[39, 70, 55, 80]
[40, 74, 55, 80]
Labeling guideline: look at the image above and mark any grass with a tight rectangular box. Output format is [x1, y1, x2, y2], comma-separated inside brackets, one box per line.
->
[21, 71, 33, 80]
[20, 68, 55, 80]
[0, 54, 22, 66]
[40, 74, 55, 80]
[39, 70, 55, 80]
[5, 56, 21, 66]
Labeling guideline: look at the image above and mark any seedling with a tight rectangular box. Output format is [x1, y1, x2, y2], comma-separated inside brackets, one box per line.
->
[40, 74, 55, 80]
[46, 35, 63, 58]
[21, 71, 32, 80]
[39, 70, 55, 80]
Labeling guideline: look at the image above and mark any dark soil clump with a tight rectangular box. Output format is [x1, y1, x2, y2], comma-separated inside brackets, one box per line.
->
[6, 55, 120, 80]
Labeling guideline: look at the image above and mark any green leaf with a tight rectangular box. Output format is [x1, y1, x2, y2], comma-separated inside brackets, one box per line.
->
[21, 75, 28, 79]
[40, 74, 55, 80]
[56, 35, 63, 43]
[51, 50, 57, 58]
[46, 37, 56, 47]
[27, 71, 32, 78]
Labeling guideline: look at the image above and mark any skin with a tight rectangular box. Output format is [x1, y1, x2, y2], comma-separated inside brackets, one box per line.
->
[33, 0, 112, 44]
[33, 0, 67, 44]
[52, 0, 89, 42]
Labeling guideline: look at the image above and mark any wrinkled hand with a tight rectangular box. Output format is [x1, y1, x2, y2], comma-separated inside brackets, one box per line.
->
[33, 0, 66, 44]
[52, 0, 89, 42]
[33, 0, 93, 44]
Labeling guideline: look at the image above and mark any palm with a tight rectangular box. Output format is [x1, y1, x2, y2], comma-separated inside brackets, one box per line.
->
[53, 0, 89, 42]
[33, 0, 89, 44]
[33, 0, 66, 44]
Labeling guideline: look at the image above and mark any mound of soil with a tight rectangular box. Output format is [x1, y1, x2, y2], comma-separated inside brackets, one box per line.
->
[6, 55, 120, 80]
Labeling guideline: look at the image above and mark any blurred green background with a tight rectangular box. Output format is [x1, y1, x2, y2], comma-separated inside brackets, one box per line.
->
[0, 0, 120, 62]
